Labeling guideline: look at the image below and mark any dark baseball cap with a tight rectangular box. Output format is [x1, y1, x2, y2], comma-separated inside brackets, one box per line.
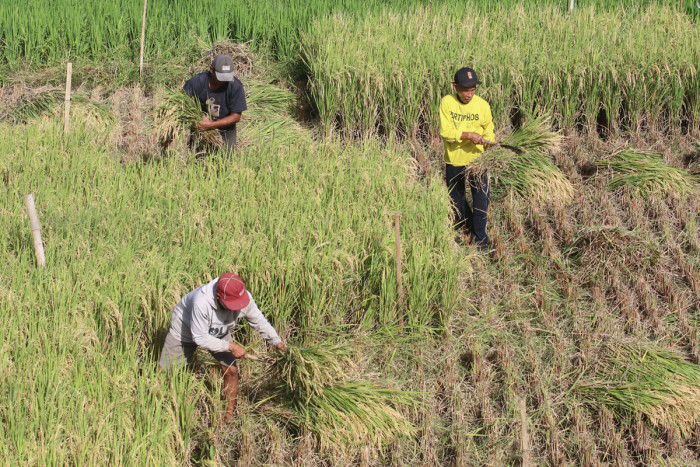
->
[211, 54, 235, 82]
[454, 67, 482, 87]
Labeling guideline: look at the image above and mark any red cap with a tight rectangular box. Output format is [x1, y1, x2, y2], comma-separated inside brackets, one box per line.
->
[216, 273, 250, 310]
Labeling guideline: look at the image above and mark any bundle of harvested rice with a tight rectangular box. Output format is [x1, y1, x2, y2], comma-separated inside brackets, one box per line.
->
[1, 88, 63, 123]
[576, 343, 700, 438]
[260, 342, 417, 453]
[468, 115, 571, 203]
[152, 88, 222, 150]
[596, 149, 697, 197]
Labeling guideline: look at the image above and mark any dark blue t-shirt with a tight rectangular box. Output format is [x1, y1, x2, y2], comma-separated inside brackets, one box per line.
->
[183, 72, 247, 129]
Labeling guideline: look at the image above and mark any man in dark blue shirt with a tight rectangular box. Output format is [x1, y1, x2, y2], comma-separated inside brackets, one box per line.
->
[183, 54, 247, 152]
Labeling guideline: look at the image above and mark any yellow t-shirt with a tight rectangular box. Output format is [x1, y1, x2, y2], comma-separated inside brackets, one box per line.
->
[439, 94, 495, 166]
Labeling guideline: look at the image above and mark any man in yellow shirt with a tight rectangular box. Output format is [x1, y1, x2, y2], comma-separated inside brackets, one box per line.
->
[439, 67, 495, 252]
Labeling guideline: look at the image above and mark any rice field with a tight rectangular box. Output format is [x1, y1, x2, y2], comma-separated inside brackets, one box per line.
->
[302, 4, 700, 138]
[0, 100, 465, 463]
[2, 0, 700, 465]
[2, 0, 695, 70]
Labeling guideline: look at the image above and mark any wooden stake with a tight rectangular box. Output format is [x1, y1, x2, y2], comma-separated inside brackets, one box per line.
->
[394, 212, 404, 326]
[568, 0, 575, 13]
[64, 62, 72, 135]
[25, 194, 46, 268]
[520, 397, 531, 467]
[139, 0, 148, 78]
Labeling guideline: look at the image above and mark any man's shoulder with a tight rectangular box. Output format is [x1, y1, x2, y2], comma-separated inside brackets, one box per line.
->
[441, 94, 459, 106]
[227, 77, 245, 93]
[185, 72, 209, 89]
[191, 279, 217, 310]
[473, 95, 491, 108]
[239, 291, 259, 315]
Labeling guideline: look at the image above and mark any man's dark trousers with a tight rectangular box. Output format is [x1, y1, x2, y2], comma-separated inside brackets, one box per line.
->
[445, 164, 490, 248]
[220, 126, 237, 152]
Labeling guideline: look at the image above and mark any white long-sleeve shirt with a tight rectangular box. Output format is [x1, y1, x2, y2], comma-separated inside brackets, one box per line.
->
[168, 279, 282, 353]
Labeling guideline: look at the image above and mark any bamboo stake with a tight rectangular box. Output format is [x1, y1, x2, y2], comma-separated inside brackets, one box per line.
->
[25, 194, 46, 268]
[64, 62, 72, 135]
[139, 0, 148, 79]
[520, 397, 531, 467]
[394, 212, 404, 326]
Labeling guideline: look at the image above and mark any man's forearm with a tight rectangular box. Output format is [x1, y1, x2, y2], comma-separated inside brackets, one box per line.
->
[209, 113, 241, 129]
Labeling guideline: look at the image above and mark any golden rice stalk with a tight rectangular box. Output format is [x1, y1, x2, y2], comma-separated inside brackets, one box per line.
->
[269, 342, 355, 402]
[501, 114, 563, 153]
[469, 150, 573, 204]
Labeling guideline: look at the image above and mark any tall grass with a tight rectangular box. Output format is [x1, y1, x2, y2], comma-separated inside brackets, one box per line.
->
[302, 4, 700, 138]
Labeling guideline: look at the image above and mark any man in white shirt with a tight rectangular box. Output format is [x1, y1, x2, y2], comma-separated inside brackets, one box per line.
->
[159, 272, 286, 421]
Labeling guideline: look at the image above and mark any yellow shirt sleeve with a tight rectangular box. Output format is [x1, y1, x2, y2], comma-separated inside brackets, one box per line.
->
[481, 103, 495, 142]
[439, 96, 463, 143]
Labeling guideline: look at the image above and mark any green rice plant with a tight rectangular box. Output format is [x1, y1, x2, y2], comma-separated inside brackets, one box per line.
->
[2, 0, 694, 74]
[1, 104, 463, 462]
[263, 342, 417, 454]
[468, 116, 571, 203]
[596, 149, 698, 198]
[152, 88, 222, 151]
[576, 343, 700, 439]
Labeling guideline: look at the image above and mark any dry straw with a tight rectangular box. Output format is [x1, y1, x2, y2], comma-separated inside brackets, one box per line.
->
[566, 225, 662, 271]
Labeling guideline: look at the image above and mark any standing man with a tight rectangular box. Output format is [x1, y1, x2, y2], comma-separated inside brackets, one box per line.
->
[159, 273, 286, 422]
[183, 54, 247, 152]
[439, 67, 495, 252]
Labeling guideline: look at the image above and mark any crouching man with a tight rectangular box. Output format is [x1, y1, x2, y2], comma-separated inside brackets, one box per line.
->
[159, 273, 286, 421]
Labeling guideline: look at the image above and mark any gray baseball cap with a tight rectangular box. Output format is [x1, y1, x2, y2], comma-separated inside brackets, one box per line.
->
[212, 54, 235, 81]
